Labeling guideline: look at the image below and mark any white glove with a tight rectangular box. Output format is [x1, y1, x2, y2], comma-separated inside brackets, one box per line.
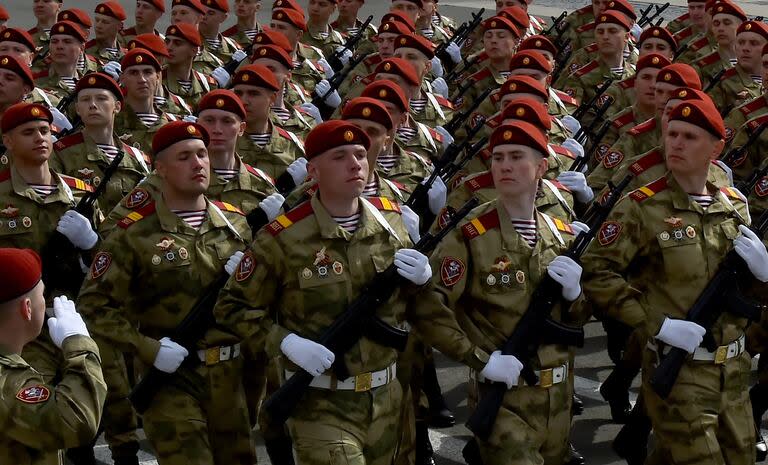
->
[480, 350, 523, 389]
[334, 46, 353, 66]
[394, 248, 432, 285]
[259, 193, 285, 221]
[57, 210, 98, 250]
[430, 55, 444, 78]
[49, 107, 73, 131]
[631, 23, 643, 42]
[280, 333, 335, 376]
[560, 115, 581, 135]
[434, 125, 454, 151]
[153, 337, 189, 373]
[734, 224, 768, 282]
[47, 296, 90, 348]
[561, 138, 585, 159]
[557, 171, 594, 203]
[182, 114, 198, 123]
[315, 79, 341, 108]
[317, 58, 335, 79]
[445, 41, 462, 64]
[426, 176, 447, 215]
[287, 157, 309, 186]
[656, 317, 706, 354]
[430, 77, 449, 98]
[103, 60, 122, 80]
[400, 205, 421, 243]
[225, 250, 244, 276]
[547, 255, 583, 301]
[570, 221, 590, 235]
[299, 102, 323, 122]
[232, 49, 248, 62]
[211, 66, 231, 88]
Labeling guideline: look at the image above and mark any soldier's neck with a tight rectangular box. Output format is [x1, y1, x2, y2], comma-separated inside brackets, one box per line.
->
[237, 16, 259, 30]
[162, 190, 206, 212]
[489, 58, 510, 73]
[335, 14, 357, 29]
[499, 190, 537, 222]
[209, 151, 237, 170]
[15, 161, 53, 186]
[94, 36, 118, 49]
[0, 335, 23, 356]
[83, 125, 115, 146]
[598, 51, 623, 69]
[415, 16, 431, 28]
[635, 102, 655, 119]
[127, 96, 154, 114]
[135, 23, 156, 35]
[319, 193, 360, 218]
[52, 62, 77, 78]
[718, 44, 736, 61]
[36, 17, 56, 29]
[246, 119, 270, 134]
[166, 62, 193, 81]
[199, 24, 219, 39]
[672, 170, 709, 196]
[307, 20, 330, 35]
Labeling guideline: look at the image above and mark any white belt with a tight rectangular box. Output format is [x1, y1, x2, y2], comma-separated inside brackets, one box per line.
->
[474, 363, 568, 388]
[196, 343, 241, 366]
[647, 334, 745, 365]
[285, 363, 397, 392]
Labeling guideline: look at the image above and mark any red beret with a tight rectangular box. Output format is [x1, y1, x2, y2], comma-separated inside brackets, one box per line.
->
[272, 0, 305, 14]
[0, 55, 35, 88]
[668, 86, 710, 104]
[518, 35, 557, 56]
[166, 23, 202, 47]
[361, 80, 409, 113]
[374, 57, 420, 87]
[509, 50, 552, 73]
[252, 44, 293, 69]
[711, 1, 747, 21]
[272, 8, 307, 31]
[50, 21, 88, 42]
[198, 89, 247, 119]
[58, 9, 93, 28]
[639, 26, 677, 50]
[392, 0, 423, 8]
[232, 63, 281, 91]
[596, 10, 633, 31]
[138, 0, 166, 12]
[95, 2, 127, 21]
[636, 53, 672, 71]
[1, 103, 52, 133]
[152, 121, 210, 155]
[171, 0, 206, 15]
[342, 97, 395, 131]
[492, 75, 548, 104]
[252, 29, 293, 52]
[656, 63, 702, 89]
[668, 99, 725, 139]
[500, 98, 552, 132]
[378, 20, 416, 36]
[737, 21, 768, 42]
[381, 11, 416, 30]
[0, 28, 36, 52]
[75, 72, 124, 103]
[704, 0, 717, 11]
[394, 33, 435, 58]
[498, 6, 530, 31]
[202, 0, 229, 12]
[604, 0, 637, 21]
[0, 6, 8, 21]
[304, 120, 371, 160]
[121, 48, 162, 70]
[482, 16, 521, 38]
[0, 249, 42, 303]
[128, 34, 170, 57]
[490, 122, 549, 156]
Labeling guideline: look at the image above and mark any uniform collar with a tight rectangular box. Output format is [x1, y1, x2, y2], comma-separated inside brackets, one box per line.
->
[310, 193, 391, 242]
[10, 165, 75, 205]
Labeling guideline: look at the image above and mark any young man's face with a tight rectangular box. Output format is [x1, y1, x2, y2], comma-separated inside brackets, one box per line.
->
[308, 0, 337, 24]
[390, 1, 420, 25]
[165, 37, 198, 65]
[711, 13, 740, 47]
[338, 0, 363, 18]
[393, 47, 430, 80]
[235, 0, 262, 19]
[689, 2, 707, 28]
[665, 120, 723, 177]
[633, 68, 659, 109]
[0, 42, 34, 66]
[136, 0, 164, 28]
[736, 31, 767, 73]
[171, 5, 203, 25]
[33, 0, 61, 22]
[596, 24, 628, 56]
[120, 65, 161, 100]
[491, 143, 548, 199]
[495, 0, 525, 13]
[76, 88, 121, 127]
[198, 109, 245, 154]
[347, 118, 391, 169]
[483, 29, 517, 61]
[49, 35, 84, 67]
[269, 21, 301, 48]
[308, 144, 369, 200]
[94, 14, 122, 42]
[639, 38, 674, 60]
[0, 69, 32, 106]
[2, 120, 53, 165]
[201, 8, 229, 33]
[155, 139, 210, 195]
[233, 85, 277, 122]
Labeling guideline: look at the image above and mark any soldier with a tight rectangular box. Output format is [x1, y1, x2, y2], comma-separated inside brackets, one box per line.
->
[302, 0, 346, 61]
[353, 10, 416, 58]
[582, 97, 766, 465]
[332, 0, 378, 42]
[222, 0, 263, 48]
[671, 0, 708, 47]
[414, 0, 453, 47]
[691, 0, 747, 82]
[637, 26, 677, 61]
[0, 248, 106, 465]
[270, 7, 331, 88]
[34, 21, 96, 100]
[0, 55, 55, 151]
[171, 0, 206, 26]
[392, 0, 425, 27]
[163, 23, 219, 109]
[29, 0, 63, 54]
[567, 0, 636, 55]
[431, 0, 457, 34]
[85, 2, 127, 67]
[198, 0, 244, 64]
[119, 0, 166, 45]
[57, 8, 93, 38]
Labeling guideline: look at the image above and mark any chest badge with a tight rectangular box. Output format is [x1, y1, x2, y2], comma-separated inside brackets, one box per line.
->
[440, 256, 465, 288]
[77, 167, 94, 179]
[685, 225, 696, 239]
[313, 246, 333, 277]
[664, 216, 683, 228]
[1, 204, 19, 218]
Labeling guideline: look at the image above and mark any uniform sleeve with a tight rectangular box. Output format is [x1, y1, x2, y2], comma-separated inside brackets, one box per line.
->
[0, 336, 106, 450]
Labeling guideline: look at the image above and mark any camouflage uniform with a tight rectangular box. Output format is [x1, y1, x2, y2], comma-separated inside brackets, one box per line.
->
[113, 106, 179, 155]
[562, 42, 639, 80]
[155, 86, 194, 118]
[201, 33, 242, 63]
[557, 58, 635, 106]
[271, 105, 318, 139]
[162, 69, 219, 110]
[300, 26, 344, 61]
[728, 114, 768, 183]
[559, 5, 596, 53]
[667, 12, 693, 34]
[704, 65, 763, 117]
[192, 48, 225, 76]
[118, 27, 165, 47]
[331, 18, 378, 44]
[602, 73, 642, 118]
[375, 144, 433, 193]
[337, 54, 383, 97]
[672, 24, 702, 49]
[677, 32, 717, 64]
[222, 24, 262, 49]
[84, 40, 125, 67]
[33, 66, 91, 100]
[236, 124, 305, 180]
[456, 66, 507, 111]
[724, 94, 768, 150]
[395, 117, 442, 163]
[593, 106, 654, 167]
[290, 57, 327, 97]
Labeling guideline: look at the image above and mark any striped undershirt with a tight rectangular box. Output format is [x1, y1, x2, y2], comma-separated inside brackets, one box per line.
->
[333, 212, 361, 233]
[317, 31, 329, 40]
[420, 28, 434, 39]
[610, 66, 624, 75]
[377, 153, 399, 172]
[172, 209, 206, 229]
[61, 77, 77, 91]
[96, 144, 120, 162]
[29, 184, 57, 198]
[136, 112, 160, 127]
[213, 167, 239, 182]
[345, 26, 360, 36]
[362, 178, 378, 196]
[396, 126, 417, 143]
[499, 71, 512, 79]
[431, 14, 441, 26]
[271, 106, 291, 122]
[292, 59, 302, 69]
[104, 47, 120, 58]
[729, 58, 738, 66]
[153, 95, 167, 107]
[689, 193, 713, 209]
[410, 98, 427, 114]
[511, 218, 537, 247]
[206, 37, 222, 50]
[244, 29, 259, 41]
[178, 79, 192, 93]
[752, 75, 763, 86]
[77, 54, 86, 72]
[249, 133, 271, 147]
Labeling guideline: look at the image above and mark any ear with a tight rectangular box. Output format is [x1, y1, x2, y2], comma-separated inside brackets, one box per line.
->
[306, 159, 318, 180]
[711, 138, 725, 161]
[2, 133, 13, 152]
[238, 120, 246, 137]
[269, 91, 278, 106]
[19, 298, 32, 322]
[114, 100, 123, 114]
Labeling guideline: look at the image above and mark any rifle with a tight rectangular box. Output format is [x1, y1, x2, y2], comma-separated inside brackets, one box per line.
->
[543, 11, 568, 37]
[440, 135, 489, 183]
[569, 120, 612, 174]
[222, 43, 255, 76]
[435, 9, 485, 70]
[635, 4, 655, 28]
[551, 39, 573, 83]
[444, 87, 493, 136]
[574, 98, 613, 144]
[572, 79, 613, 122]
[638, 3, 670, 28]
[444, 52, 481, 83]
[326, 15, 374, 72]
[263, 197, 481, 425]
[553, 22, 571, 50]
[310, 52, 366, 108]
[466, 172, 634, 440]
[703, 69, 726, 93]
[720, 123, 767, 168]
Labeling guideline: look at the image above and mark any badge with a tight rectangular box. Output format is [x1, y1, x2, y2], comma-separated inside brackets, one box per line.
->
[178, 247, 188, 260]
[124, 188, 150, 209]
[318, 265, 328, 277]
[77, 167, 94, 179]
[0, 204, 19, 217]
[0, 154, 7, 165]
[486, 274, 496, 286]
[755, 177, 768, 197]
[22, 216, 31, 228]
[491, 256, 512, 272]
[93, 177, 101, 187]
[16, 385, 50, 404]
[673, 229, 684, 240]
[602, 150, 624, 169]
[8, 219, 16, 229]
[152, 254, 161, 265]
[236, 252, 255, 282]
[165, 251, 175, 261]
[596, 143, 610, 162]
[664, 216, 683, 228]
[725, 126, 735, 141]
[597, 221, 622, 246]
[660, 231, 670, 241]
[440, 257, 465, 288]
[313, 246, 331, 266]
[597, 94, 612, 107]
[685, 225, 696, 238]
[500, 274, 511, 284]
[332, 261, 343, 275]
[302, 267, 313, 279]
[516, 270, 525, 284]
[156, 237, 175, 250]
[438, 208, 453, 230]
[91, 252, 112, 278]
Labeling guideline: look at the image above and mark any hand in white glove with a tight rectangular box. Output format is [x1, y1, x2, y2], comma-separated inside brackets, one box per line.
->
[570, 221, 590, 235]
[394, 248, 432, 285]
[299, 102, 323, 122]
[560, 115, 581, 135]
[153, 337, 189, 373]
[400, 205, 421, 243]
[426, 176, 447, 215]
[315, 79, 342, 108]
[480, 350, 523, 389]
[334, 46, 353, 66]
[103, 60, 122, 80]
[561, 138, 585, 159]
[49, 107, 73, 131]
[656, 317, 706, 354]
[547, 255, 583, 301]
[47, 296, 90, 348]
[430, 55, 444, 78]
[431, 77, 449, 98]
[631, 23, 643, 42]
[232, 49, 248, 62]
[734, 225, 768, 282]
[445, 41, 462, 64]
[57, 210, 98, 250]
[280, 333, 335, 376]
[182, 114, 198, 123]
[211, 66, 231, 88]
[317, 58, 335, 79]
[434, 125, 454, 151]
[225, 250, 244, 276]
[287, 157, 309, 186]
[557, 171, 594, 203]
[259, 193, 285, 222]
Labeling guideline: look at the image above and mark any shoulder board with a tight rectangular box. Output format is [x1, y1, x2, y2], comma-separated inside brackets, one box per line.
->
[553, 89, 578, 106]
[427, 126, 443, 143]
[33, 69, 49, 79]
[0, 170, 10, 182]
[85, 54, 99, 64]
[748, 114, 768, 131]
[120, 27, 136, 36]
[674, 26, 694, 40]
[366, 197, 402, 213]
[720, 186, 746, 202]
[387, 179, 408, 192]
[60, 175, 95, 192]
[117, 201, 156, 228]
[549, 179, 572, 193]
[122, 144, 151, 165]
[206, 75, 217, 85]
[628, 118, 656, 135]
[434, 95, 454, 110]
[28, 27, 39, 34]
[551, 216, 574, 235]
[612, 110, 636, 128]
[740, 97, 768, 116]
[462, 209, 500, 239]
[267, 200, 314, 236]
[244, 163, 276, 185]
[84, 39, 97, 49]
[576, 22, 596, 33]
[222, 25, 238, 37]
[550, 144, 577, 160]
[628, 149, 663, 175]
[464, 171, 494, 192]
[618, 77, 636, 89]
[720, 67, 737, 81]
[53, 132, 85, 151]
[629, 176, 668, 202]
[574, 60, 600, 77]
[276, 127, 292, 139]
[212, 200, 245, 215]
[675, 13, 691, 22]
[584, 43, 598, 53]
[575, 5, 593, 15]
[690, 35, 711, 51]
[364, 54, 383, 66]
[470, 67, 493, 82]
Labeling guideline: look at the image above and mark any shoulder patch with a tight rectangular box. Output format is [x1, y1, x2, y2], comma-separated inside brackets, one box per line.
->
[235, 250, 256, 282]
[696, 51, 721, 68]
[434, 95, 454, 110]
[60, 175, 95, 192]
[629, 176, 668, 202]
[267, 200, 314, 236]
[470, 67, 493, 82]
[16, 385, 50, 404]
[244, 163, 276, 185]
[612, 110, 636, 129]
[674, 25, 694, 40]
[213, 201, 245, 215]
[627, 118, 657, 136]
[720, 67, 737, 81]
[740, 97, 768, 116]
[720, 186, 746, 202]
[117, 201, 157, 228]
[551, 144, 577, 160]
[465, 171, 494, 192]
[551, 216, 574, 235]
[123, 187, 151, 209]
[576, 22, 596, 33]
[574, 60, 600, 77]
[628, 149, 663, 175]
[440, 256, 465, 288]
[90, 251, 112, 279]
[366, 197, 401, 213]
[618, 77, 636, 90]
[461, 209, 500, 239]
[597, 221, 622, 246]
[554, 89, 579, 106]
[53, 132, 85, 151]
[602, 150, 624, 169]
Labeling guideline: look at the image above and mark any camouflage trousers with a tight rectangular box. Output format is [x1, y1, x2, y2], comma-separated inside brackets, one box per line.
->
[97, 339, 140, 452]
[393, 332, 428, 465]
[642, 346, 755, 465]
[287, 376, 403, 465]
[141, 356, 255, 465]
[469, 371, 573, 465]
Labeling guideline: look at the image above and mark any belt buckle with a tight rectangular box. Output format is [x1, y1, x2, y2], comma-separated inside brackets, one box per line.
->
[354, 372, 373, 392]
[205, 347, 220, 366]
[714, 345, 728, 365]
[539, 368, 554, 388]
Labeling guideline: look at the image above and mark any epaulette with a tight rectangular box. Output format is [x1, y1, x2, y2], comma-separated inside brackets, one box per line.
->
[32, 69, 49, 79]
[117, 201, 156, 228]
[618, 77, 636, 89]
[462, 209, 500, 239]
[720, 186, 746, 202]
[85, 54, 99, 64]
[584, 43, 598, 53]
[244, 163, 276, 185]
[434, 95, 454, 110]
[60, 175, 95, 192]
[739, 97, 768, 116]
[120, 27, 137, 36]
[28, 27, 39, 34]
[428, 126, 443, 143]
[576, 22, 596, 33]
[549, 179, 572, 193]
[469, 67, 492, 82]
[212, 200, 245, 215]
[388, 179, 409, 192]
[627, 118, 656, 136]
[206, 75, 217, 85]
[485, 112, 502, 129]
[366, 197, 401, 213]
[629, 176, 668, 202]
[748, 114, 768, 131]
[364, 54, 382, 67]
[628, 149, 663, 175]
[612, 110, 636, 129]
[675, 12, 691, 22]
[689, 35, 710, 51]
[574, 5, 592, 15]
[551, 144, 577, 160]
[53, 132, 85, 151]
[84, 39, 98, 49]
[720, 67, 737, 81]
[551, 216, 574, 235]
[0, 170, 10, 182]
[553, 89, 578, 106]
[267, 200, 314, 236]
[674, 25, 694, 41]
[464, 171, 494, 192]
[574, 60, 600, 77]
[360, 74, 375, 86]
[222, 25, 239, 37]
[276, 127, 292, 139]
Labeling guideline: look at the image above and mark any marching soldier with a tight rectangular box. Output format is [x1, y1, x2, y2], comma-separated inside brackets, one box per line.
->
[332, 0, 378, 42]
[28, 0, 63, 55]
[34, 21, 97, 100]
[353, 10, 416, 58]
[119, 0, 166, 46]
[198, 0, 244, 64]
[567, 0, 636, 55]
[415, 0, 452, 46]
[85, 2, 127, 67]
[302, 0, 346, 61]
[57, 8, 93, 38]
[222, 0, 263, 48]
[637, 26, 677, 60]
[691, 0, 747, 82]
[163, 23, 219, 109]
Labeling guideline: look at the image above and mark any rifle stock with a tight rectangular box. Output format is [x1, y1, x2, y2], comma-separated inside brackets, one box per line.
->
[721, 123, 766, 167]
[326, 15, 374, 71]
[310, 53, 366, 108]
